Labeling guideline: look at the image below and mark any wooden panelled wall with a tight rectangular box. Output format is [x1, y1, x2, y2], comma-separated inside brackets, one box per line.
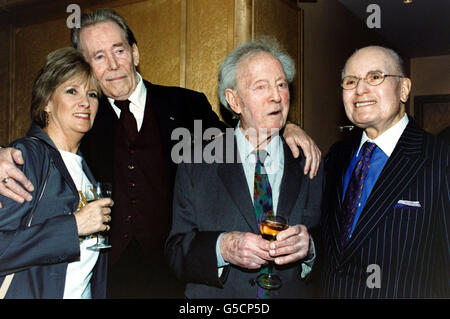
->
[0, 0, 302, 145]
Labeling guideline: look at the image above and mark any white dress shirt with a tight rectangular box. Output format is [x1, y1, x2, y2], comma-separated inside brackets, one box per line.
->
[357, 113, 409, 157]
[108, 73, 147, 131]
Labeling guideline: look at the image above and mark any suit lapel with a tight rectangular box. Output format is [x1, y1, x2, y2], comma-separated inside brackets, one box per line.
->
[337, 140, 358, 213]
[145, 81, 177, 150]
[277, 141, 302, 221]
[328, 138, 359, 261]
[27, 123, 79, 198]
[340, 121, 427, 262]
[217, 136, 258, 233]
[217, 137, 306, 232]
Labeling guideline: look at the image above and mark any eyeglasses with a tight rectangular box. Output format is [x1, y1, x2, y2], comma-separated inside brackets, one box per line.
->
[341, 71, 404, 90]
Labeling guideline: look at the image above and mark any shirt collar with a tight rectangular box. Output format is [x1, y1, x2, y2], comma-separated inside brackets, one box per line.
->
[234, 123, 284, 166]
[108, 72, 146, 110]
[357, 114, 409, 157]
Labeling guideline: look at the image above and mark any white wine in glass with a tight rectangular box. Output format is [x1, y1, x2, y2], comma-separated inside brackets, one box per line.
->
[87, 182, 112, 251]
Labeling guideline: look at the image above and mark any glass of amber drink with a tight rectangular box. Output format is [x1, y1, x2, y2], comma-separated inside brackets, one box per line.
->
[257, 215, 288, 290]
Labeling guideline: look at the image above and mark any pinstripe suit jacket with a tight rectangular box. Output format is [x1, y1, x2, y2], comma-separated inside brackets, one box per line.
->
[320, 119, 450, 298]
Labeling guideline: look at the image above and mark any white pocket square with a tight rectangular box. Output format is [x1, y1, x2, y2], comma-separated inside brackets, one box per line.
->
[395, 200, 421, 208]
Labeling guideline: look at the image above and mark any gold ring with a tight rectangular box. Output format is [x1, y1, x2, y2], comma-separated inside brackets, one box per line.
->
[2, 177, 9, 184]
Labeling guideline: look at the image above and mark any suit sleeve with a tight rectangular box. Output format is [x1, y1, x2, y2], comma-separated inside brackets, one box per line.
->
[165, 162, 225, 288]
[185, 90, 229, 132]
[0, 141, 79, 275]
[433, 158, 450, 297]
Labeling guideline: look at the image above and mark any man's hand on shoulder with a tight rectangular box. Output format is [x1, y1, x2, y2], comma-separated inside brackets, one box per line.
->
[283, 123, 321, 179]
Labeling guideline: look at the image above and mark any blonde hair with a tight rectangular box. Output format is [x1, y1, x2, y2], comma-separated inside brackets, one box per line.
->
[31, 47, 100, 127]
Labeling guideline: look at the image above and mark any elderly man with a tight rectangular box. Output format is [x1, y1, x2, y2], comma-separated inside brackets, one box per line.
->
[320, 46, 450, 298]
[165, 38, 323, 298]
[0, 9, 320, 298]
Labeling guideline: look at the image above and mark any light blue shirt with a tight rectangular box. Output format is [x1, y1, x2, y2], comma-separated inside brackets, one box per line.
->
[342, 114, 409, 237]
[235, 126, 285, 213]
[216, 125, 315, 278]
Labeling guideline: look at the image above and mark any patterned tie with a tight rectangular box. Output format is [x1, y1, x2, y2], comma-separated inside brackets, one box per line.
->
[254, 149, 274, 222]
[114, 99, 138, 143]
[340, 142, 377, 249]
[253, 149, 274, 299]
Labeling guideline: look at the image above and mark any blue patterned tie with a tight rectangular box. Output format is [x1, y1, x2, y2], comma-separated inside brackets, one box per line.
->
[340, 142, 377, 249]
[253, 149, 274, 299]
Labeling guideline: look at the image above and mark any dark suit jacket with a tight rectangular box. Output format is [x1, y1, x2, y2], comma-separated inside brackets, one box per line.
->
[165, 133, 323, 298]
[80, 80, 227, 188]
[79, 80, 227, 263]
[320, 119, 450, 298]
[0, 124, 107, 298]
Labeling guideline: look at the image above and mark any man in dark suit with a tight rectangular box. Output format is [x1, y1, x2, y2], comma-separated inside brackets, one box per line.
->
[0, 9, 321, 298]
[166, 38, 323, 298]
[320, 46, 450, 298]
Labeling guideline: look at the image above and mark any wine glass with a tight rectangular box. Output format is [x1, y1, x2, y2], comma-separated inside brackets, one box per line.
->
[257, 214, 288, 290]
[87, 182, 112, 251]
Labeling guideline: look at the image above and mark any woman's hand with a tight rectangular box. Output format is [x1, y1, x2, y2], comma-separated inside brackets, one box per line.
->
[74, 198, 114, 236]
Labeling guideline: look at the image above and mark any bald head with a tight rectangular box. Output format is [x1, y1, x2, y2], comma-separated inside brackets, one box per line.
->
[341, 45, 412, 139]
[342, 46, 405, 79]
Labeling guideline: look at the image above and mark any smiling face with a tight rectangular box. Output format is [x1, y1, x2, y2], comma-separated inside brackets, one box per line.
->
[79, 20, 139, 100]
[44, 75, 99, 149]
[225, 52, 290, 145]
[342, 47, 411, 139]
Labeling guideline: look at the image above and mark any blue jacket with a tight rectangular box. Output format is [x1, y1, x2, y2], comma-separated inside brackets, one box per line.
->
[0, 123, 107, 298]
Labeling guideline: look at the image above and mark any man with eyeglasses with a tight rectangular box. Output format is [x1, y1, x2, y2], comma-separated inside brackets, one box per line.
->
[319, 46, 449, 298]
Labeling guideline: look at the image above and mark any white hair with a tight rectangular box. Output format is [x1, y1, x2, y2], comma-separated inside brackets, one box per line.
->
[218, 37, 295, 114]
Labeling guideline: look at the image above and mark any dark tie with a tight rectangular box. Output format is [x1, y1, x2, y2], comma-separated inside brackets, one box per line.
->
[114, 99, 138, 143]
[340, 141, 377, 249]
[253, 149, 273, 299]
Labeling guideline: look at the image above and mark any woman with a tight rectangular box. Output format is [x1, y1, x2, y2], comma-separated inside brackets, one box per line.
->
[0, 47, 113, 298]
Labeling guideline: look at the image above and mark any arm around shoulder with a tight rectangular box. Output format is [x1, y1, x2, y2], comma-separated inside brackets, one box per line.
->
[0, 141, 79, 274]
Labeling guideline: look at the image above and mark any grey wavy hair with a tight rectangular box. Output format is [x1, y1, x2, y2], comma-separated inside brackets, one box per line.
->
[218, 37, 295, 114]
[71, 8, 137, 51]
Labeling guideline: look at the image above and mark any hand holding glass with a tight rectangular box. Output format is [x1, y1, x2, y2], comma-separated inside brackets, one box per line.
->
[257, 215, 288, 290]
[87, 182, 112, 251]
